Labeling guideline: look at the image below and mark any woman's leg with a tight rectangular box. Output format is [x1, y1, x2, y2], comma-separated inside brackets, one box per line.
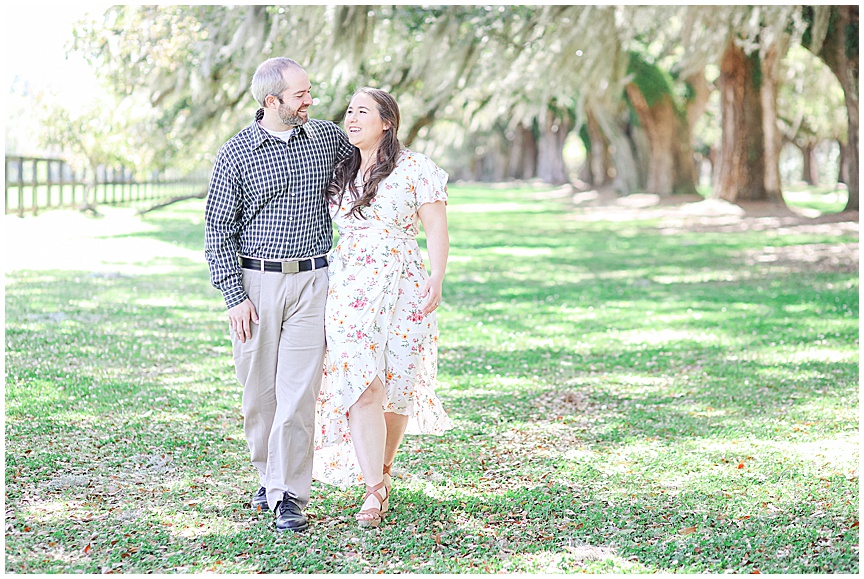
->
[383, 412, 409, 467]
[349, 377, 387, 518]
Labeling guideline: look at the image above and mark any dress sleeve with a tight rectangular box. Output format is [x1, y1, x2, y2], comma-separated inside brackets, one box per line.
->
[413, 154, 449, 207]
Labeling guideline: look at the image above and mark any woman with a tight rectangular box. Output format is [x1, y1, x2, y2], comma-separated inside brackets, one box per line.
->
[313, 88, 453, 527]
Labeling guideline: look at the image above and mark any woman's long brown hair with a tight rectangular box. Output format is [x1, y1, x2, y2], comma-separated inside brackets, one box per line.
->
[326, 88, 402, 219]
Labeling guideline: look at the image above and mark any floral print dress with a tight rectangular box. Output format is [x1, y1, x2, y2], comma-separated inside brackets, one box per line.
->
[313, 150, 454, 487]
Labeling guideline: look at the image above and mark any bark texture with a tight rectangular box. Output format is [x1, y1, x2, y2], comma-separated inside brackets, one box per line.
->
[714, 39, 769, 203]
[624, 84, 698, 196]
[536, 109, 572, 185]
[585, 109, 614, 186]
[583, 97, 643, 194]
[760, 40, 787, 203]
[805, 6, 859, 211]
[797, 142, 819, 185]
[506, 123, 538, 180]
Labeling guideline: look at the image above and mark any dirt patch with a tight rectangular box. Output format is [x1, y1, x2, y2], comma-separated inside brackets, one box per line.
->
[564, 188, 858, 273]
[742, 242, 859, 273]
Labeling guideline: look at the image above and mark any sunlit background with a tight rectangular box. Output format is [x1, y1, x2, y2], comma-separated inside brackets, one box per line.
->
[5, 4, 111, 155]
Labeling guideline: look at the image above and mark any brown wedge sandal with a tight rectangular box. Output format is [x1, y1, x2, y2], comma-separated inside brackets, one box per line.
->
[356, 481, 389, 528]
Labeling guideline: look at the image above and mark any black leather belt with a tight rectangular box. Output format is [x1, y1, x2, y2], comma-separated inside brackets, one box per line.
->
[239, 256, 328, 273]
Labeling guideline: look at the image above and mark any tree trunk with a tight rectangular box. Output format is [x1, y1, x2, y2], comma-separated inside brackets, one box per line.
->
[796, 142, 819, 185]
[627, 122, 651, 191]
[707, 146, 718, 187]
[760, 40, 786, 202]
[804, 5, 858, 210]
[77, 163, 101, 215]
[585, 108, 613, 186]
[807, 143, 819, 185]
[844, 95, 859, 210]
[714, 39, 770, 203]
[471, 137, 507, 182]
[590, 103, 641, 195]
[685, 71, 712, 131]
[610, 130, 641, 195]
[536, 109, 572, 185]
[837, 140, 849, 184]
[624, 83, 698, 196]
[506, 123, 538, 180]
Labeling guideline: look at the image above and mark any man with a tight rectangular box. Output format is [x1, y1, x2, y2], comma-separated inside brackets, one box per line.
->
[204, 57, 353, 532]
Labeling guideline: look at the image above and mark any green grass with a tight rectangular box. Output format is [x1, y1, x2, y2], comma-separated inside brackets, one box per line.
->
[782, 184, 850, 215]
[4, 184, 858, 573]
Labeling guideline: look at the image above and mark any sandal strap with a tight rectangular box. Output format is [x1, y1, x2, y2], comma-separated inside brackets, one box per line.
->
[357, 507, 381, 517]
[364, 481, 387, 502]
[383, 463, 392, 476]
[360, 481, 388, 515]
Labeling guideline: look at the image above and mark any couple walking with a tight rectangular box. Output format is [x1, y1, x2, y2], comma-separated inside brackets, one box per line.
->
[204, 57, 453, 532]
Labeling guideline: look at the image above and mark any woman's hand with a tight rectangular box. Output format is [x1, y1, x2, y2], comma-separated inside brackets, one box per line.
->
[418, 200, 449, 316]
[421, 274, 444, 315]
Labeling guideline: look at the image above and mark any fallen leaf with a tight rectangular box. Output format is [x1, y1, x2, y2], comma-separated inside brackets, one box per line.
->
[737, 515, 751, 521]
[84, 544, 91, 555]
[678, 526, 697, 535]
[737, 463, 745, 469]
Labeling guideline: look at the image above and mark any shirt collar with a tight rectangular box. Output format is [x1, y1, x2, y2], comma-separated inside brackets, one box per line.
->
[250, 108, 313, 150]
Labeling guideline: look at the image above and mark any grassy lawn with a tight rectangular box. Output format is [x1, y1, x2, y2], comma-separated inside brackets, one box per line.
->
[4, 184, 858, 573]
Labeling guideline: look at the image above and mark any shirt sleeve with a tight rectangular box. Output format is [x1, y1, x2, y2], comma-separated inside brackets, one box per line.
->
[335, 125, 355, 162]
[204, 148, 247, 309]
[413, 154, 449, 206]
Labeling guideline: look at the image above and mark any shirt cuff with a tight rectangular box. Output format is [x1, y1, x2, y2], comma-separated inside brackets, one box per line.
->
[222, 284, 248, 310]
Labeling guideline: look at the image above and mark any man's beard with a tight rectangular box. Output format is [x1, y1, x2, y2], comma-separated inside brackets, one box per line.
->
[279, 104, 308, 127]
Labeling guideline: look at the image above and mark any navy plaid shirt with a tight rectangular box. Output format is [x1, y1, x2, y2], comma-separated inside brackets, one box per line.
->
[205, 109, 354, 308]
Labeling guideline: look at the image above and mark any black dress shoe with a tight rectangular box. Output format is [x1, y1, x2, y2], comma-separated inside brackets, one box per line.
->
[251, 486, 268, 510]
[274, 492, 308, 532]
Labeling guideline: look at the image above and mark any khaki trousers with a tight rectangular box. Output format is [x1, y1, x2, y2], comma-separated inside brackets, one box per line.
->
[232, 267, 328, 511]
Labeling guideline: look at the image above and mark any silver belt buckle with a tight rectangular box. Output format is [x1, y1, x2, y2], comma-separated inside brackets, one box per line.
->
[280, 260, 301, 273]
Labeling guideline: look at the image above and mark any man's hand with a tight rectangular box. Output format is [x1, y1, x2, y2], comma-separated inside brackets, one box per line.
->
[228, 298, 259, 343]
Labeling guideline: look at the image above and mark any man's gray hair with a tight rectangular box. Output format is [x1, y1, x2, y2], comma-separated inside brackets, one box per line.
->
[251, 58, 305, 107]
